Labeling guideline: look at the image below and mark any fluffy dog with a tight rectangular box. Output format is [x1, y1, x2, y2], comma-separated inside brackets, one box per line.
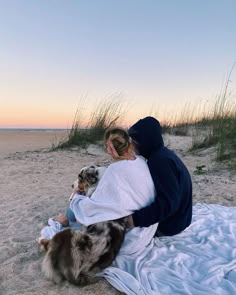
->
[41, 164, 126, 286]
[41, 219, 126, 285]
[69, 165, 107, 200]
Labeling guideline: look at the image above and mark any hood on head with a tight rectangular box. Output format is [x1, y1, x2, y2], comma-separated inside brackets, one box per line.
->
[128, 116, 164, 159]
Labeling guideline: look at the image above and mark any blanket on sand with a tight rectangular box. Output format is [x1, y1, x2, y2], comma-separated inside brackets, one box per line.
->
[100, 203, 236, 295]
[40, 203, 236, 294]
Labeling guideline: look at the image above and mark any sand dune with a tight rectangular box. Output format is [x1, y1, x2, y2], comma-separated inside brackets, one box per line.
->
[0, 131, 235, 295]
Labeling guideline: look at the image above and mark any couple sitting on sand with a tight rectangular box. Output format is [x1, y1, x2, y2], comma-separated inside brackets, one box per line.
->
[51, 116, 192, 239]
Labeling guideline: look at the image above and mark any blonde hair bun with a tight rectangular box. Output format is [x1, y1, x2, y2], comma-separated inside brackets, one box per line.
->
[104, 128, 132, 157]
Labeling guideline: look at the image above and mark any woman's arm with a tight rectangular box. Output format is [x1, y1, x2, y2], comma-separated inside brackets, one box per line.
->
[69, 191, 129, 226]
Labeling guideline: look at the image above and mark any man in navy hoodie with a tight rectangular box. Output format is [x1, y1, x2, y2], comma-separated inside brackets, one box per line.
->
[128, 116, 192, 236]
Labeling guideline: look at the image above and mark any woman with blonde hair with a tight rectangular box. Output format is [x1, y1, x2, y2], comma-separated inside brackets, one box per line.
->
[69, 127, 157, 236]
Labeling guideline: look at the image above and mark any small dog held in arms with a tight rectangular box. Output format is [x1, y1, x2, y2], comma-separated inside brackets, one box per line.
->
[69, 164, 107, 200]
[40, 164, 126, 286]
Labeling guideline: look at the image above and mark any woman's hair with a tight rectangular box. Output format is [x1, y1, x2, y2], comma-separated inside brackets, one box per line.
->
[104, 128, 132, 156]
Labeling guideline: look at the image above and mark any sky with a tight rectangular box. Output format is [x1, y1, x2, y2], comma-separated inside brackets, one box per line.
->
[0, 0, 236, 128]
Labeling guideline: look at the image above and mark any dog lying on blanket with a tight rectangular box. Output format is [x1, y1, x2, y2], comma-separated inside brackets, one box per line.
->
[40, 164, 126, 286]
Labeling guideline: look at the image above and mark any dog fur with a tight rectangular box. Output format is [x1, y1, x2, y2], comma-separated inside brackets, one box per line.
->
[41, 164, 126, 286]
[41, 219, 126, 285]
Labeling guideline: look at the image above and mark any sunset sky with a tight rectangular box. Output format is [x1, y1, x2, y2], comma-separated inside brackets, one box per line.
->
[0, 0, 236, 128]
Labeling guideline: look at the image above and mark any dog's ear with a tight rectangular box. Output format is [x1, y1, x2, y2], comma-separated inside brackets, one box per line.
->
[76, 234, 93, 251]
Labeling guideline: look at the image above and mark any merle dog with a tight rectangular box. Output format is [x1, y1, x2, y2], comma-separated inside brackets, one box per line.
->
[41, 164, 126, 286]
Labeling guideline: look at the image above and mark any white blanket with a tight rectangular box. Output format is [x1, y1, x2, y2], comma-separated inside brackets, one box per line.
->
[101, 203, 236, 295]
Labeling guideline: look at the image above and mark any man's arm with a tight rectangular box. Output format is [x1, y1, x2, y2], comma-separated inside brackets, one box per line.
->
[132, 157, 182, 227]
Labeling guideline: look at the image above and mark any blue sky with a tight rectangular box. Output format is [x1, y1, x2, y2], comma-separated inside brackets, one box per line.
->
[0, 0, 235, 127]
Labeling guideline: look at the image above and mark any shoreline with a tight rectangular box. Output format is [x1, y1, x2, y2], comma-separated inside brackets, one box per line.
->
[0, 128, 69, 133]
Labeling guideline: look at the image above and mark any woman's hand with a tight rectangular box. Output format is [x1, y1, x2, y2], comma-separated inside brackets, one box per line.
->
[53, 214, 69, 227]
[105, 139, 120, 159]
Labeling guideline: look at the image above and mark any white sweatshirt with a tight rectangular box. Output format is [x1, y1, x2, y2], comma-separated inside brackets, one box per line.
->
[70, 156, 156, 226]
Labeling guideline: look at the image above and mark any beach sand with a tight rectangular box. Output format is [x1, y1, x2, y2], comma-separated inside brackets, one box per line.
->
[0, 131, 235, 295]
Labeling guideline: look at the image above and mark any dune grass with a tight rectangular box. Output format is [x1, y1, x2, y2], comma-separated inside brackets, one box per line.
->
[164, 98, 236, 170]
[51, 95, 127, 150]
[161, 101, 235, 170]
[189, 64, 236, 168]
[88, 95, 126, 143]
[160, 64, 236, 169]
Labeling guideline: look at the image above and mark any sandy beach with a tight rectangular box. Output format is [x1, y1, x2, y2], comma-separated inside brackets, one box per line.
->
[0, 130, 235, 295]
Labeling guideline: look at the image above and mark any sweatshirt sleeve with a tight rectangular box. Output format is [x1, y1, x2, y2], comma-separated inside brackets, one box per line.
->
[132, 156, 182, 227]
[69, 191, 126, 226]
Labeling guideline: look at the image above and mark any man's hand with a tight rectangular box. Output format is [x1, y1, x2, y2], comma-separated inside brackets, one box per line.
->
[126, 215, 134, 228]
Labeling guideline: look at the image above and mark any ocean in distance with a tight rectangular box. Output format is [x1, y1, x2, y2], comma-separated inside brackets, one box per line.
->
[0, 128, 69, 132]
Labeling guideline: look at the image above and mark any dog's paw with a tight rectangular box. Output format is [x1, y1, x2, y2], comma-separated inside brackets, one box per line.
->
[36, 237, 50, 251]
[69, 192, 75, 202]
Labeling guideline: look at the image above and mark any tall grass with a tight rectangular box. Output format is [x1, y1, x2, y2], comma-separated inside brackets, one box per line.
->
[190, 63, 236, 167]
[51, 97, 88, 149]
[88, 94, 126, 142]
[51, 95, 127, 150]
[161, 101, 204, 136]
[159, 64, 236, 169]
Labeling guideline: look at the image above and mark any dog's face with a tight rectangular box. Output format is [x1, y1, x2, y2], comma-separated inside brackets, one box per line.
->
[78, 165, 106, 186]
[70, 165, 106, 200]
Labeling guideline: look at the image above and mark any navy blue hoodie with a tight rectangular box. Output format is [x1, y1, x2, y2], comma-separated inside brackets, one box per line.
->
[128, 117, 192, 236]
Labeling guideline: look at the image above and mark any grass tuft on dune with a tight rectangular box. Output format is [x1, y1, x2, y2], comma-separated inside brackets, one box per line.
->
[51, 95, 126, 150]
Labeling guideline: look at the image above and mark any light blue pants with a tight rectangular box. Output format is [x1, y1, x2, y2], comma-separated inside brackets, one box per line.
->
[66, 208, 76, 222]
[65, 208, 82, 230]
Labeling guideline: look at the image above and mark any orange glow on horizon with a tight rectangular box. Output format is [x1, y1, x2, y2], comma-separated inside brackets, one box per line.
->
[0, 97, 223, 129]
[0, 111, 143, 129]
